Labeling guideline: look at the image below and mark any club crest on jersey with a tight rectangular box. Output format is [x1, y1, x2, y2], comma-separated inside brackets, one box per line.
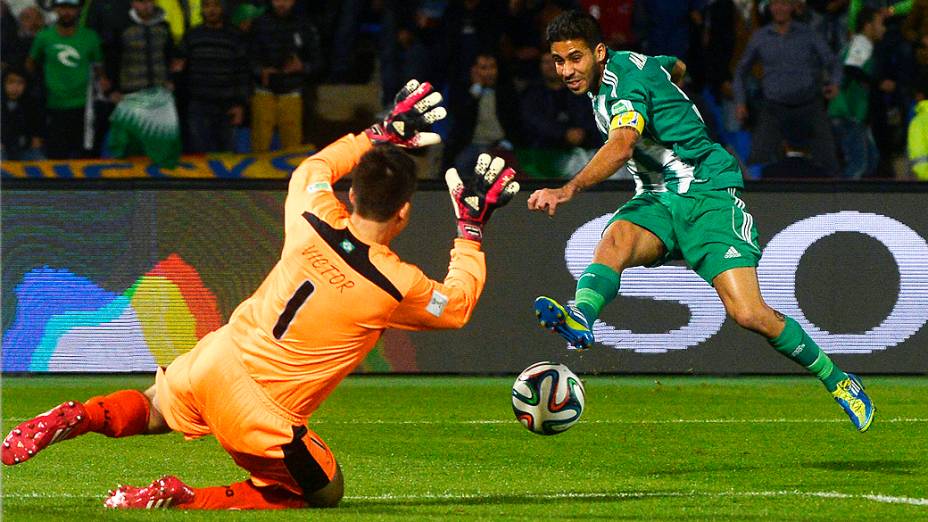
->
[340, 239, 355, 253]
[611, 100, 634, 114]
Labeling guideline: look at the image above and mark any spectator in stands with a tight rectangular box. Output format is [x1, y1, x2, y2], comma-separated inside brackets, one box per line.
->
[249, 0, 323, 152]
[106, 0, 181, 166]
[230, 2, 263, 33]
[27, 0, 106, 159]
[175, 0, 249, 153]
[734, 0, 841, 174]
[439, 0, 506, 93]
[519, 51, 600, 149]
[1, 67, 44, 160]
[379, 1, 442, 108]
[107, 0, 175, 100]
[829, 7, 893, 178]
[500, 0, 544, 89]
[445, 52, 521, 173]
[760, 115, 825, 177]
[903, 0, 928, 85]
[910, 77, 928, 180]
[156, 0, 201, 44]
[2, 4, 44, 70]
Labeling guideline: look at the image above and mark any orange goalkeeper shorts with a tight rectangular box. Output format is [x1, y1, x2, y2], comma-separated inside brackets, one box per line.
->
[154, 326, 337, 495]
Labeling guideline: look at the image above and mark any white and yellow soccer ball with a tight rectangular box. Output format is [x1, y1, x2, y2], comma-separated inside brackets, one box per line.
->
[511, 362, 585, 435]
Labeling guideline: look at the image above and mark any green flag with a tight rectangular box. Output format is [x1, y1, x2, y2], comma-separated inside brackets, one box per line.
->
[109, 87, 181, 168]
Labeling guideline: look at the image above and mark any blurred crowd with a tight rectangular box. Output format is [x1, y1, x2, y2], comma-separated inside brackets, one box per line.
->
[1, 0, 926, 179]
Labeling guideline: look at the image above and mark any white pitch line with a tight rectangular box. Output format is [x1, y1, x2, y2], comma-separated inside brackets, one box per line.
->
[350, 490, 928, 507]
[294, 417, 928, 426]
[4, 417, 928, 425]
[4, 489, 927, 507]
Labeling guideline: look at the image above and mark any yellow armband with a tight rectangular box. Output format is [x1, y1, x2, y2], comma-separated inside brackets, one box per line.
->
[610, 111, 645, 134]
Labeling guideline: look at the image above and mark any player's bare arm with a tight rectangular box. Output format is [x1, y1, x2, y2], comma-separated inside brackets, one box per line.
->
[527, 126, 639, 216]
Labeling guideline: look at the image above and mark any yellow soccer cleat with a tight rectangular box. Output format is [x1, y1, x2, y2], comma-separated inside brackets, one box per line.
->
[534, 296, 594, 350]
[832, 373, 875, 432]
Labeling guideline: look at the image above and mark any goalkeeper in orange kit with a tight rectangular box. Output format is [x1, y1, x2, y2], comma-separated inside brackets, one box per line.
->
[2, 79, 520, 510]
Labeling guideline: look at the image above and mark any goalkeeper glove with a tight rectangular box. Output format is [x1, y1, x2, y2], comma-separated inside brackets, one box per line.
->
[364, 79, 446, 148]
[445, 154, 520, 242]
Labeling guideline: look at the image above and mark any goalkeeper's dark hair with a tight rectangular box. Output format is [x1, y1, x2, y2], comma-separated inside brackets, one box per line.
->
[351, 144, 417, 222]
[545, 10, 603, 48]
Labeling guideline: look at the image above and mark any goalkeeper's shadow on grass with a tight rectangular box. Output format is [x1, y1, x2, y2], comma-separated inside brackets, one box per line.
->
[804, 459, 919, 475]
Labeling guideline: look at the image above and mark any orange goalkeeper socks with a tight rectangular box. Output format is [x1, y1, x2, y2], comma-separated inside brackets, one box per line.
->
[184, 480, 306, 510]
[81, 389, 151, 438]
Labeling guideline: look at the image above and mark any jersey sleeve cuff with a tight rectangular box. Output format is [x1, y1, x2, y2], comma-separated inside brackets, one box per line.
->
[453, 238, 483, 250]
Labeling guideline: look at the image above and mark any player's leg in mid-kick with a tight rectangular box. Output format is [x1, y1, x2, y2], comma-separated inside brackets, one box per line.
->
[713, 266, 875, 433]
[536, 218, 666, 349]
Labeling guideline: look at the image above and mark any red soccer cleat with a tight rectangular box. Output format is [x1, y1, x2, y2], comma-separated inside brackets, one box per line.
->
[2, 401, 89, 465]
[104, 475, 196, 509]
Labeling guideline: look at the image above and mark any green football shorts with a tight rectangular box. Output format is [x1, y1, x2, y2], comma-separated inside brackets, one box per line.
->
[606, 187, 761, 285]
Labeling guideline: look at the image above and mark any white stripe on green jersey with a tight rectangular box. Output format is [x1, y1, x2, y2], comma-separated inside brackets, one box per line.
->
[589, 50, 743, 195]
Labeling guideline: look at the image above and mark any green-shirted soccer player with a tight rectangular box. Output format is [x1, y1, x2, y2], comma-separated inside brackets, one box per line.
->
[528, 10, 874, 432]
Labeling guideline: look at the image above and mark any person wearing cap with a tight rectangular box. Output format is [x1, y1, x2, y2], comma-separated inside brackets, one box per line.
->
[27, 0, 108, 159]
[230, 2, 263, 33]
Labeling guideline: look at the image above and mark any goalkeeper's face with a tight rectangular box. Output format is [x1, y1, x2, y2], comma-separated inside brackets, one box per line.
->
[550, 39, 605, 95]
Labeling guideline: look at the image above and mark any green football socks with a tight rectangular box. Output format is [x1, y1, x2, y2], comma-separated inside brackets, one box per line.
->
[768, 316, 847, 391]
[574, 263, 621, 325]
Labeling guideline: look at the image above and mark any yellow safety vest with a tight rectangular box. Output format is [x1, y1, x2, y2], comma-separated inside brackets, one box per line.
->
[156, 0, 202, 44]
[910, 101, 928, 181]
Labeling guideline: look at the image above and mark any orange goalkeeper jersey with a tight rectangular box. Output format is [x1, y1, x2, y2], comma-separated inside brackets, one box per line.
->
[227, 133, 486, 419]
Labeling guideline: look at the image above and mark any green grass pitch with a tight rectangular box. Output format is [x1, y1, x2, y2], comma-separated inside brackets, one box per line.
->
[2, 375, 927, 520]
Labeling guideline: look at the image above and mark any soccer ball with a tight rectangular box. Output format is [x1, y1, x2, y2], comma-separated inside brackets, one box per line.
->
[511, 361, 585, 435]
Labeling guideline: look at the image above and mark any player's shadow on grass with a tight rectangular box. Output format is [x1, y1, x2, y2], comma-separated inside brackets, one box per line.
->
[343, 494, 773, 520]
[805, 460, 919, 475]
[640, 463, 761, 477]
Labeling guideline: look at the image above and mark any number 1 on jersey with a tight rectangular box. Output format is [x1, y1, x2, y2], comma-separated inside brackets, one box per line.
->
[273, 281, 316, 339]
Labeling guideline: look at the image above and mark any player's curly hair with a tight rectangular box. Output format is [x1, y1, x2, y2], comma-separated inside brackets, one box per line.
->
[351, 144, 417, 222]
[545, 10, 603, 48]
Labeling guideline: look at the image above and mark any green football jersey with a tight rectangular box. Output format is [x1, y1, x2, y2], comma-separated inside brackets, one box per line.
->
[591, 50, 742, 193]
